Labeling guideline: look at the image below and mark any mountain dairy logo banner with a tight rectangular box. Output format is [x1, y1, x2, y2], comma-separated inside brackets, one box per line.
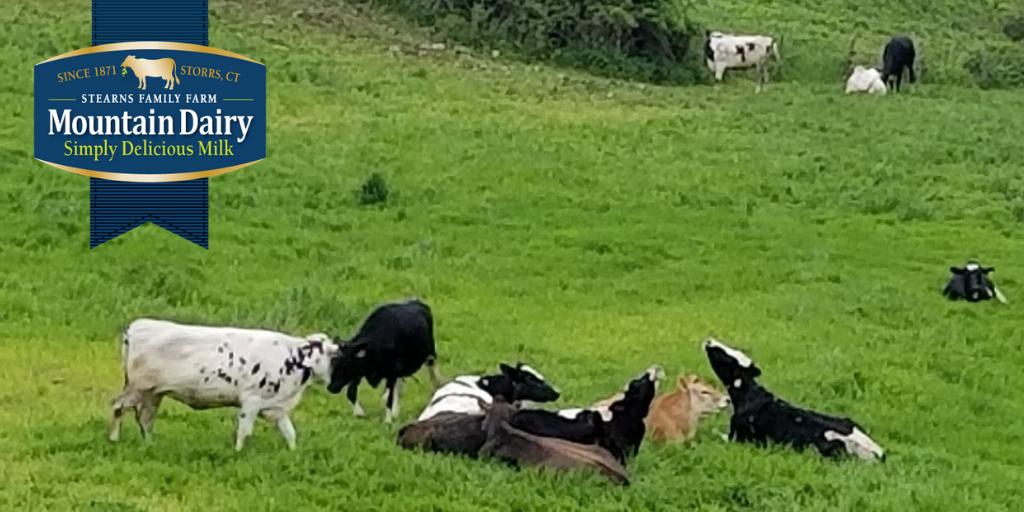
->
[32, 0, 266, 248]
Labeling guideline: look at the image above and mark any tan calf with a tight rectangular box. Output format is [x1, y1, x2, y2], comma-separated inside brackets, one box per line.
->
[646, 375, 729, 443]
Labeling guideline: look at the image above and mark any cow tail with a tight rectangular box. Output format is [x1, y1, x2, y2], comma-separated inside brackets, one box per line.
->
[172, 59, 180, 85]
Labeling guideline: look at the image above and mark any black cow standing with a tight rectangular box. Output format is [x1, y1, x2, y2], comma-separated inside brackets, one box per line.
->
[881, 36, 916, 92]
[944, 261, 1008, 303]
[327, 299, 441, 423]
[703, 338, 885, 462]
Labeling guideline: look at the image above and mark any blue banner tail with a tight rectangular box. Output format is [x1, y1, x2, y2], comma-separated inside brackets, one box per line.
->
[90, 178, 209, 248]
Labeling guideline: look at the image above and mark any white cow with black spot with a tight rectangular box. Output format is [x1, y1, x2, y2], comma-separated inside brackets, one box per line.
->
[705, 30, 781, 92]
[108, 319, 337, 451]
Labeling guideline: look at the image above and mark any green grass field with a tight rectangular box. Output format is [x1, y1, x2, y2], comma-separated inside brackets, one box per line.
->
[3, 0, 1024, 510]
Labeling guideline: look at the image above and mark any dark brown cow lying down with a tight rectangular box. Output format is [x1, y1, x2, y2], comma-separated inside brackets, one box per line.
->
[397, 412, 486, 457]
[479, 398, 629, 485]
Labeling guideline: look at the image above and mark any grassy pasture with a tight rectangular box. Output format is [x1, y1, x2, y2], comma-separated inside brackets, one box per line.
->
[3, 0, 1024, 510]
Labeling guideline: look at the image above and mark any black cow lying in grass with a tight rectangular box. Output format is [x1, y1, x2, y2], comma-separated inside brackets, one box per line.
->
[944, 261, 1008, 303]
[480, 397, 629, 485]
[703, 338, 885, 462]
[397, 366, 660, 465]
[512, 365, 661, 464]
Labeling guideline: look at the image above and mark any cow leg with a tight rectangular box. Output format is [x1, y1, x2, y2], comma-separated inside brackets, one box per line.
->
[346, 379, 365, 417]
[383, 377, 400, 423]
[756, 63, 765, 93]
[140, 77, 146, 90]
[235, 404, 260, 451]
[136, 392, 163, 440]
[261, 409, 297, 450]
[108, 388, 142, 442]
[715, 63, 727, 82]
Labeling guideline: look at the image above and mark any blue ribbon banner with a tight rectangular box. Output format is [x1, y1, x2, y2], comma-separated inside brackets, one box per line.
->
[32, 0, 266, 248]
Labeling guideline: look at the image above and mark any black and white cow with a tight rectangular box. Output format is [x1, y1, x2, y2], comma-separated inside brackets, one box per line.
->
[327, 299, 441, 423]
[109, 319, 337, 451]
[703, 338, 885, 462]
[705, 30, 780, 92]
[416, 363, 560, 421]
[944, 261, 1008, 303]
[510, 365, 661, 464]
[881, 36, 916, 92]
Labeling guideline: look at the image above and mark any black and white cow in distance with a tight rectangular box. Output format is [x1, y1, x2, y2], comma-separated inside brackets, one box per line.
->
[944, 261, 1008, 303]
[703, 338, 885, 462]
[705, 31, 780, 92]
[327, 299, 441, 423]
[882, 36, 916, 92]
[109, 319, 337, 451]
[416, 363, 560, 421]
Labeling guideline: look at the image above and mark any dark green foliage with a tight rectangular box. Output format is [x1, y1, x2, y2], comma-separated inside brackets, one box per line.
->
[358, 172, 392, 205]
[964, 42, 1024, 89]
[380, 0, 705, 83]
[1003, 13, 1024, 42]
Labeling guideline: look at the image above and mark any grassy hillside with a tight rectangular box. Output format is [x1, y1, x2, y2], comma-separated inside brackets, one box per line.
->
[3, 0, 1024, 510]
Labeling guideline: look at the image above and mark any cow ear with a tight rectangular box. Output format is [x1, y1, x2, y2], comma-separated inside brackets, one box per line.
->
[950, 266, 964, 275]
[498, 363, 515, 376]
[677, 376, 690, 390]
[983, 267, 994, 274]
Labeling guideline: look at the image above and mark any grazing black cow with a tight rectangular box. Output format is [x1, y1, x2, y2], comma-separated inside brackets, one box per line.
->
[479, 397, 630, 485]
[703, 338, 885, 462]
[944, 261, 1007, 303]
[881, 36, 916, 92]
[327, 299, 441, 423]
[509, 366, 660, 464]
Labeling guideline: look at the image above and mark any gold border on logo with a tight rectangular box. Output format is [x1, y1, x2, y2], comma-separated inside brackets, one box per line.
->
[37, 41, 263, 65]
[35, 159, 264, 182]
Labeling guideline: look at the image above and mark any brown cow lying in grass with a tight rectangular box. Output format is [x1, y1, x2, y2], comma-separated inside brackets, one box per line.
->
[561, 371, 727, 443]
[646, 375, 729, 442]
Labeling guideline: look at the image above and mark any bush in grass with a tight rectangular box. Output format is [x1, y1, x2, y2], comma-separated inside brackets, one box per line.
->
[380, 0, 705, 84]
[964, 42, 1024, 89]
[358, 172, 391, 206]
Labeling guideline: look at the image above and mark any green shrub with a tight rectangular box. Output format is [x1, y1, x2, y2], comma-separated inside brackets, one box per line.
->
[379, 0, 705, 84]
[358, 172, 391, 205]
[964, 42, 1024, 89]
[1003, 13, 1024, 42]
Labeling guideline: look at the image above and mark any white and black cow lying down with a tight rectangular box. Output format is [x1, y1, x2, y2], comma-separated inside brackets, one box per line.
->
[703, 339, 885, 462]
[705, 30, 780, 92]
[109, 319, 337, 451]
[416, 363, 560, 421]
[327, 299, 442, 423]
[944, 261, 1008, 303]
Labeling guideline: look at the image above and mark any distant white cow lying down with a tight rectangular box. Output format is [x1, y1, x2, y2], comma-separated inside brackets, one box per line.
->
[846, 66, 887, 95]
[109, 319, 338, 451]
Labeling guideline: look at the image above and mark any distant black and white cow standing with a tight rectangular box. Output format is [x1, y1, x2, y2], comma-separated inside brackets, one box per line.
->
[327, 299, 441, 423]
[109, 320, 337, 451]
[705, 31, 781, 92]
[703, 338, 885, 462]
[944, 261, 1008, 303]
[881, 36, 916, 92]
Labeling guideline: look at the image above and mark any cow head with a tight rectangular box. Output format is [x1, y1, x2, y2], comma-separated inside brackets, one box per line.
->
[703, 338, 762, 395]
[500, 363, 560, 404]
[326, 341, 367, 394]
[679, 374, 730, 415]
[948, 261, 996, 302]
[608, 365, 661, 419]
